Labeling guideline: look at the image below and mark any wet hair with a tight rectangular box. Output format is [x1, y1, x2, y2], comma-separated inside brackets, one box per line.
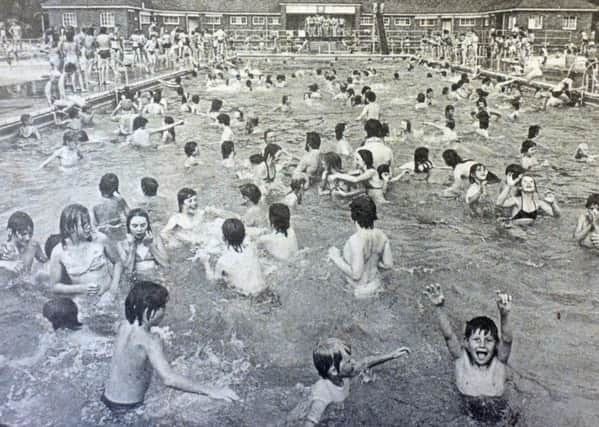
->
[99, 173, 119, 197]
[334, 123, 345, 141]
[414, 147, 432, 173]
[210, 99, 223, 113]
[141, 177, 158, 196]
[62, 130, 78, 145]
[365, 91, 376, 103]
[356, 149, 374, 169]
[222, 218, 245, 252]
[377, 164, 390, 179]
[232, 108, 244, 121]
[442, 87, 449, 95]
[586, 193, 599, 208]
[125, 281, 169, 326]
[184, 141, 198, 157]
[217, 113, 230, 126]
[126, 208, 151, 234]
[322, 152, 342, 173]
[528, 125, 541, 139]
[308, 83, 319, 92]
[416, 93, 426, 103]
[520, 139, 537, 154]
[505, 164, 525, 179]
[464, 316, 499, 342]
[7, 211, 34, 235]
[177, 187, 196, 212]
[191, 94, 200, 104]
[313, 338, 352, 379]
[43, 298, 82, 330]
[361, 85, 371, 95]
[442, 149, 465, 168]
[352, 94, 363, 106]
[132, 116, 148, 131]
[221, 140, 234, 159]
[269, 203, 290, 237]
[239, 183, 261, 205]
[305, 132, 321, 151]
[468, 163, 499, 184]
[393, 72, 400, 80]
[350, 195, 378, 229]
[364, 119, 383, 138]
[59, 204, 91, 245]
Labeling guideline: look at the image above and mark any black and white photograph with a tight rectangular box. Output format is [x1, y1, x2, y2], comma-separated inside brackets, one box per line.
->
[0, 0, 598, 425]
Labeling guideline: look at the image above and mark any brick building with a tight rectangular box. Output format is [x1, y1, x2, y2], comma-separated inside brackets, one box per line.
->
[41, 0, 598, 40]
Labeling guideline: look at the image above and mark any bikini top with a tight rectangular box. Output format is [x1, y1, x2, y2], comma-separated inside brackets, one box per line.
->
[512, 196, 537, 220]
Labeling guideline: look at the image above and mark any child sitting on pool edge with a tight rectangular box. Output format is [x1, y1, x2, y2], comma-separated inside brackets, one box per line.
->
[103, 281, 238, 414]
[288, 338, 409, 426]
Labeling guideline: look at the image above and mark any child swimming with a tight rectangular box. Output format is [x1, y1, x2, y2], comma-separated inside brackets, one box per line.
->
[574, 193, 599, 249]
[288, 338, 409, 425]
[328, 195, 392, 297]
[18, 114, 40, 139]
[39, 131, 84, 171]
[103, 281, 238, 414]
[257, 203, 298, 261]
[118, 208, 169, 282]
[334, 123, 351, 157]
[424, 283, 512, 398]
[92, 173, 130, 240]
[198, 218, 267, 296]
[184, 141, 201, 168]
[123, 116, 183, 148]
[0, 211, 47, 276]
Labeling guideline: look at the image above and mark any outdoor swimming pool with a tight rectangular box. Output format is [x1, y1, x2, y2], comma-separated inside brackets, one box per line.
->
[1, 58, 598, 426]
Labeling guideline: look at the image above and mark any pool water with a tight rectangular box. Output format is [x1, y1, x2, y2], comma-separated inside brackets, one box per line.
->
[1, 58, 598, 426]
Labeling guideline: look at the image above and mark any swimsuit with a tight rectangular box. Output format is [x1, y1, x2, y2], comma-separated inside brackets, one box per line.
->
[512, 196, 537, 220]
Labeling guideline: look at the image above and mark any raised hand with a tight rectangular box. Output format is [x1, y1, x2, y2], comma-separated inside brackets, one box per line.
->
[423, 283, 445, 306]
[495, 291, 512, 315]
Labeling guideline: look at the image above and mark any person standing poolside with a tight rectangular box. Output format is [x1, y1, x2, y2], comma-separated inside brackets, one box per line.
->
[328, 195, 392, 298]
[49, 204, 123, 318]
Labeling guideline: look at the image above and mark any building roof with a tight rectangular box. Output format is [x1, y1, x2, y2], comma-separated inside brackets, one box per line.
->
[363, 0, 486, 15]
[198, 0, 280, 13]
[41, 0, 143, 6]
[484, 0, 599, 11]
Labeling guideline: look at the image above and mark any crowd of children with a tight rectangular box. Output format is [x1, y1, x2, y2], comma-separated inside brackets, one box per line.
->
[4, 50, 598, 425]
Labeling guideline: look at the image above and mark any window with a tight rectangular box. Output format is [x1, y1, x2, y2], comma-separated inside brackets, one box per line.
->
[268, 17, 280, 26]
[394, 17, 410, 27]
[140, 14, 151, 25]
[230, 16, 247, 25]
[253, 16, 265, 25]
[507, 16, 517, 30]
[417, 18, 437, 27]
[383, 17, 390, 27]
[205, 16, 221, 25]
[163, 16, 180, 25]
[100, 12, 115, 28]
[483, 18, 490, 27]
[459, 18, 476, 27]
[562, 16, 577, 30]
[528, 16, 543, 30]
[62, 12, 77, 27]
[360, 16, 373, 26]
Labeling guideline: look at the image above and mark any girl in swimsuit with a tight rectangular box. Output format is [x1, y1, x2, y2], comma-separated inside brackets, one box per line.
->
[496, 174, 561, 226]
[39, 130, 83, 171]
[118, 209, 169, 282]
[49, 204, 123, 318]
[330, 149, 386, 204]
[465, 163, 501, 217]
[441, 149, 477, 197]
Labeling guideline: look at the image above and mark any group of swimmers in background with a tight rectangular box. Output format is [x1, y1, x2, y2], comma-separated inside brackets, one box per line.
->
[4, 54, 599, 425]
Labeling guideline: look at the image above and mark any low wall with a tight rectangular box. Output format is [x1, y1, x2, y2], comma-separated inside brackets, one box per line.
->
[0, 69, 192, 142]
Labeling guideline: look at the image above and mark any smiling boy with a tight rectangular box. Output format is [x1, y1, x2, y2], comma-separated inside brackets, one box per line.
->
[424, 283, 512, 397]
